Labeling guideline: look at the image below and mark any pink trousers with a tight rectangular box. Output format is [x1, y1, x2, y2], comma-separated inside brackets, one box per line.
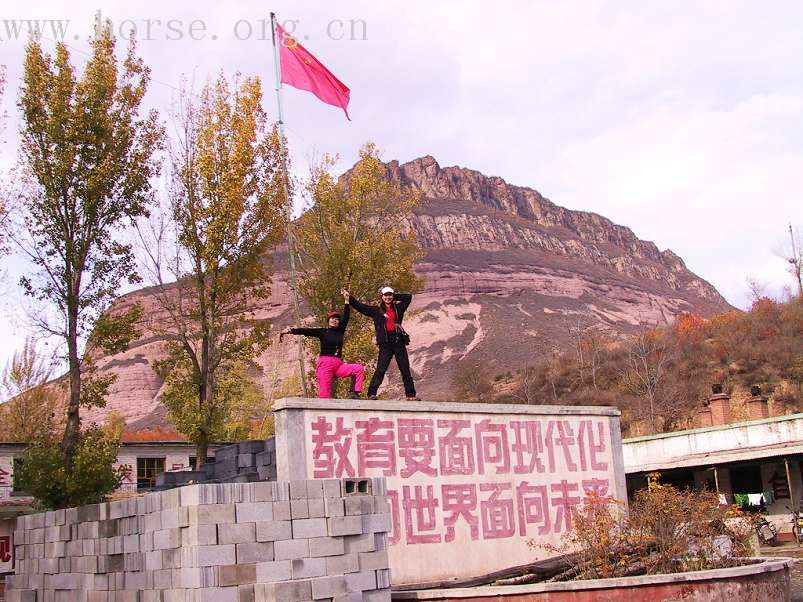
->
[316, 356, 365, 399]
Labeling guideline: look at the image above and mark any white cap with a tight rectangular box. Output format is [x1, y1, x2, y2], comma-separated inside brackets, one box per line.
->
[380, 286, 395, 295]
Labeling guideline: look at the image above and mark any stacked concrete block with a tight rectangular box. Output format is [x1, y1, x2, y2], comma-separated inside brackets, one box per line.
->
[155, 439, 278, 488]
[254, 439, 278, 482]
[205, 440, 266, 483]
[154, 471, 207, 489]
[7, 477, 391, 602]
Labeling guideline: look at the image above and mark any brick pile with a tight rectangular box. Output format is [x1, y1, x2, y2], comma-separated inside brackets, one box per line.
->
[155, 440, 277, 489]
[7, 478, 391, 602]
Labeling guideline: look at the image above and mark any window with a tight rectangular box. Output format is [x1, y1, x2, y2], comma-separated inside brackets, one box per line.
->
[136, 457, 165, 490]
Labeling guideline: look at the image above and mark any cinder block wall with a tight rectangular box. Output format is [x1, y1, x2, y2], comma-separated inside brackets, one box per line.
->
[7, 478, 391, 602]
[155, 440, 277, 489]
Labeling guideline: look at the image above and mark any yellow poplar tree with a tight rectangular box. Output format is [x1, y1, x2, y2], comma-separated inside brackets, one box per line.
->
[0, 339, 59, 442]
[294, 143, 423, 391]
[16, 25, 163, 472]
[143, 73, 286, 465]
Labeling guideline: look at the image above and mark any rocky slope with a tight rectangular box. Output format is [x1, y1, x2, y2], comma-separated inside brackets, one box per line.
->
[80, 156, 732, 430]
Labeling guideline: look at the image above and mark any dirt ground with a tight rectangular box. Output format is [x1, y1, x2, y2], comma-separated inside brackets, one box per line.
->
[761, 542, 803, 601]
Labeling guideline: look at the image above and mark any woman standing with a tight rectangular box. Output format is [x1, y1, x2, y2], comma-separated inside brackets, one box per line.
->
[280, 291, 365, 399]
[344, 286, 420, 401]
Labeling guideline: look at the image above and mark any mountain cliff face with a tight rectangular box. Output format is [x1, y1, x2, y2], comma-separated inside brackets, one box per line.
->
[80, 156, 732, 430]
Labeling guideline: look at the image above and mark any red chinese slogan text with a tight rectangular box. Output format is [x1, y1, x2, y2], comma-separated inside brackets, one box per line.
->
[0, 535, 12, 563]
[310, 415, 612, 545]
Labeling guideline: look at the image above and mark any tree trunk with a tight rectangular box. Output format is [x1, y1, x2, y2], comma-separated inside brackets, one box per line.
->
[196, 327, 215, 469]
[196, 357, 210, 469]
[196, 377, 215, 467]
[61, 301, 81, 470]
[196, 434, 209, 468]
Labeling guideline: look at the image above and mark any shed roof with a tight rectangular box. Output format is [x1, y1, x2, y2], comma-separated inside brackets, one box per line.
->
[623, 412, 803, 474]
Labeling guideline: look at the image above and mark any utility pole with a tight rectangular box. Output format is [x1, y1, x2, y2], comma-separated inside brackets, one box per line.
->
[789, 223, 802, 298]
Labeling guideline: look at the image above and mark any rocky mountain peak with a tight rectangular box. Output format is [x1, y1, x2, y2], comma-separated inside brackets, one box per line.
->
[69, 154, 733, 429]
[384, 156, 679, 267]
[374, 155, 714, 301]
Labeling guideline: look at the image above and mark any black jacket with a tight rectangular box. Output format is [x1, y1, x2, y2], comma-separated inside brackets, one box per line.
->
[350, 293, 412, 345]
[288, 304, 350, 358]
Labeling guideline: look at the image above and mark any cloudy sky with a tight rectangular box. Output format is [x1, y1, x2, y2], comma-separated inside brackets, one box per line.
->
[0, 1, 801, 370]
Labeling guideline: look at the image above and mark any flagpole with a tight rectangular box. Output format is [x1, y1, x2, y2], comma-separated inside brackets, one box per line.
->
[271, 12, 309, 397]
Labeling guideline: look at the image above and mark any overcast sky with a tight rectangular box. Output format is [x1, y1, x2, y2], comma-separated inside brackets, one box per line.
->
[1, 0, 801, 371]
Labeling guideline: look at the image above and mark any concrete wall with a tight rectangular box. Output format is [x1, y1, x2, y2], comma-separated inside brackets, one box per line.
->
[6, 479, 391, 602]
[392, 558, 793, 602]
[274, 399, 626, 587]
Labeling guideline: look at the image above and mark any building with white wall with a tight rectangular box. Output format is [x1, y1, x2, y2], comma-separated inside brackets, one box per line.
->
[623, 388, 803, 539]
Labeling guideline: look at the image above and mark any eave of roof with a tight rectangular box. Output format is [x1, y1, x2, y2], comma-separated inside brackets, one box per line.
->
[623, 412, 803, 444]
[625, 440, 803, 474]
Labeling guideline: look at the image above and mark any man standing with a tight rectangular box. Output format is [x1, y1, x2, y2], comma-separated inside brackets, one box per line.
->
[344, 287, 420, 401]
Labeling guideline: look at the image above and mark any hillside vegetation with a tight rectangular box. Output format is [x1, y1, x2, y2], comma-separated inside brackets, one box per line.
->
[464, 297, 803, 437]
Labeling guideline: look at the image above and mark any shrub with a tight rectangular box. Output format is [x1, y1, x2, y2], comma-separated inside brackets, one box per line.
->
[15, 426, 124, 510]
[537, 478, 754, 581]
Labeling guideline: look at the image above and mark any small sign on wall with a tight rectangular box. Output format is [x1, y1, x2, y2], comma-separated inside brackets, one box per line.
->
[114, 457, 137, 493]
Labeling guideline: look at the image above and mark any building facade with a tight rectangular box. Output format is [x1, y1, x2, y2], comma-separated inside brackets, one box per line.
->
[623, 389, 803, 539]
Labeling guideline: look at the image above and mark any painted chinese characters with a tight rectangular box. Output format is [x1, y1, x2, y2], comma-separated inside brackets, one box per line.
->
[0, 520, 12, 574]
[311, 417, 355, 478]
[0, 535, 11, 563]
[307, 414, 613, 546]
[0, 458, 11, 502]
[114, 460, 137, 493]
[398, 418, 437, 477]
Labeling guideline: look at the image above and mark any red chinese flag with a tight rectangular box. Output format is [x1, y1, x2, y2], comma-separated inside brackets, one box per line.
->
[277, 24, 351, 120]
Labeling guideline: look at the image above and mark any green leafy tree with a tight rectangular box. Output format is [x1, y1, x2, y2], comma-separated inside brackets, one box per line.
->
[15, 24, 163, 474]
[294, 143, 423, 391]
[154, 350, 265, 447]
[15, 422, 124, 510]
[141, 74, 285, 465]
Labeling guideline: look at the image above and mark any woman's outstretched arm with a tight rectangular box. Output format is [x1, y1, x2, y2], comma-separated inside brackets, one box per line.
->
[337, 299, 351, 332]
[342, 288, 374, 317]
[280, 327, 324, 341]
